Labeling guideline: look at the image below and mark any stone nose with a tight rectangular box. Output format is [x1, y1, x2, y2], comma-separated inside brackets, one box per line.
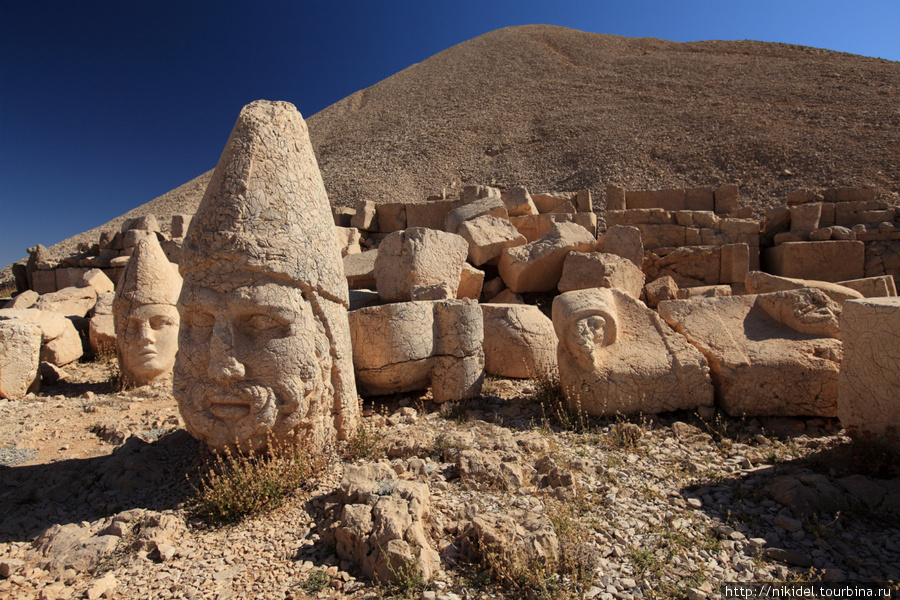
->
[208, 315, 246, 380]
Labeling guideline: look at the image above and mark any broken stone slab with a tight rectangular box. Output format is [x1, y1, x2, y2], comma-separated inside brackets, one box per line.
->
[575, 189, 593, 213]
[334, 226, 362, 257]
[553, 288, 713, 416]
[34, 286, 98, 319]
[5, 290, 39, 309]
[658, 293, 842, 417]
[597, 225, 643, 268]
[606, 184, 626, 211]
[444, 197, 508, 234]
[81, 269, 115, 295]
[174, 100, 358, 454]
[344, 249, 377, 290]
[406, 199, 464, 230]
[348, 299, 483, 402]
[482, 304, 557, 379]
[837, 275, 897, 298]
[375, 228, 469, 302]
[744, 271, 863, 304]
[456, 215, 527, 266]
[557, 251, 645, 298]
[499, 222, 596, 293]
[0, 320, 42, 399]
[838, 297, 900, 451]
[790, 203, 822, 232]
[376, 202, 407, 233]
[509, 213, 597, 242]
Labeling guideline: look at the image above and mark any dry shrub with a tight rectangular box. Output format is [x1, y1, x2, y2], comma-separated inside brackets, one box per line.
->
[188, 436, 328, 524]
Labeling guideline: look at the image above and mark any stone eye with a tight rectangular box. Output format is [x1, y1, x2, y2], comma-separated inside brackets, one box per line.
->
[150, 315, 177, 330]
[245, 313, 280, 330]
[185, 310, 214, 329]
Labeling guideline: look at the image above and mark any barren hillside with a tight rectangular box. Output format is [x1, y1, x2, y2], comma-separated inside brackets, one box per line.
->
[32, 25, 900, 263]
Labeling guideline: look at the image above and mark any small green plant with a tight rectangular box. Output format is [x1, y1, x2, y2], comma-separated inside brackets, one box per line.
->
[187, 437, 323, 524]
[301, 569, 331, 593]
[377, 555, 427, 600]
[344, 398, 385, 460]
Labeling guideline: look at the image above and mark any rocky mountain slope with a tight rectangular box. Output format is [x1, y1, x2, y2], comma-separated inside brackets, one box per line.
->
[29, 24, 899, 265]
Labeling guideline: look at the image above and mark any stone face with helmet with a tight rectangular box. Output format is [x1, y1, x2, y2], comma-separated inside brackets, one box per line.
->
[174, 100, 358, 453]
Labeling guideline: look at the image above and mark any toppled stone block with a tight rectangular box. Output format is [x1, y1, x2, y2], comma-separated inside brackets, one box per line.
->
[838, 297, 900, 450]
[575, 189, 593, 213]
[445, 197, 508, 234]
[456, 215, 527, 266]
[0, 320, 42, 399]
[762, 241, 865, 283]
[0, 308, 83, 367]
[499, 222, 596, 293]
[659, 293, 842, 417]
[745, 271, 863, 304]
[597, 225, 643, 268]
[558, 251, 645, 298]
[5, 290, 39, 309]
[532, 192, 572, 214]
[348, 299, 483, 402]
[81, 269, 115, 295]
[553, 288, 713, 416]
[457, 263, 484, 300]
[644, 276, 679, 309]
[482, 304, 557, 379]
[375, 228, 469, 302]
[334, 226, 363, 257]
[791, 203, 822, 232]
[508, 213, 597, 242]
[606, 185, 626, 211]
[501, 186, 539, 217]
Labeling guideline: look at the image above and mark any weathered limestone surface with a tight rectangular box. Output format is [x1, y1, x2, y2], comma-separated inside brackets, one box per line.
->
[838, 297, 900, 449]
[350, 200, 376, 231]
[762, 240, 865, 282]
[81, 269, 115, 295]
[348, 300, 484, 402]
[457, 263, 484, 301]
[174, 100, 358, 453]
[89, 292, 116, 354]
[334, 226, 362, 257]
[406, 200, 464, 230]
[499, 222, 596, 293]
[501, 186, 539, 217]
[837, 275, 897, 298]
[553, 288, 713, 416]
[745, 271, 863, 304]
[113, 236, 182, 387]
[34, 286, 98, 319]
[344, 250, 377, 290]
[597, 225, 643, 268]
[375, 228, 469, 302]
[557, 251, 645, 298]
[508, 213, 597, 243]
[644, 276, 679, 309]
[456, 215, 526, 266]
[329, 463, 440, 584]
[5, 290, 39, 309]
[659, 294, 842, 417]
[0, 320, 42, 399]
[481, 304, 557, 379]
[444, 197, 508, 234]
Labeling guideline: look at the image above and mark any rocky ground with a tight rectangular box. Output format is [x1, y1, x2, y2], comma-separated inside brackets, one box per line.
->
[1, 359, 898, 600]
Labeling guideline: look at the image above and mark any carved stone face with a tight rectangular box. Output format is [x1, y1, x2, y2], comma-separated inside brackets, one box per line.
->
[118, 303, 179, 385]
[174, 279, 328, 452]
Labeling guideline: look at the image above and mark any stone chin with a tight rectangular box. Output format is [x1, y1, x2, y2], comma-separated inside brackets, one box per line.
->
[123, 353, 175, 386]
[174, 376, 313, 453]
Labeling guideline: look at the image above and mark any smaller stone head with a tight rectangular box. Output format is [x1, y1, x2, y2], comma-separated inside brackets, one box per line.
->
[552, 288, 618, 372]
[113, 235, 182, 386]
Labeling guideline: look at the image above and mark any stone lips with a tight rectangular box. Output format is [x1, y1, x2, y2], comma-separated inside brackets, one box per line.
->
[180, 100, 347, 307]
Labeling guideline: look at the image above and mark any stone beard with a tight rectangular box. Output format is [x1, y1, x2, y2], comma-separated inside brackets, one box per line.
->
[174, 274, 335, 453]
[116, 303, 179, 386]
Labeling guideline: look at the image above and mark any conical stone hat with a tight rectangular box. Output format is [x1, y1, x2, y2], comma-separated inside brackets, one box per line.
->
[180, 100, 347, 305]
[114, 235, 182, 311]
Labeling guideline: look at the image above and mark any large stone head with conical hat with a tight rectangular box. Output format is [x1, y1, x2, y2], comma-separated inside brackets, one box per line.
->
[113, 235, 182, 387]
[174, 100, 358, 453]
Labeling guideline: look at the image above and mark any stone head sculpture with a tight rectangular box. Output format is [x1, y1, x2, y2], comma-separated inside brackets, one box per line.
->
[113, 235, 182, 387]
[174, 100, 358, 453]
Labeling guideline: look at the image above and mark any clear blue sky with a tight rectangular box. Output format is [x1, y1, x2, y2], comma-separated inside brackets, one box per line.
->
[2, 0, 898, 269]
